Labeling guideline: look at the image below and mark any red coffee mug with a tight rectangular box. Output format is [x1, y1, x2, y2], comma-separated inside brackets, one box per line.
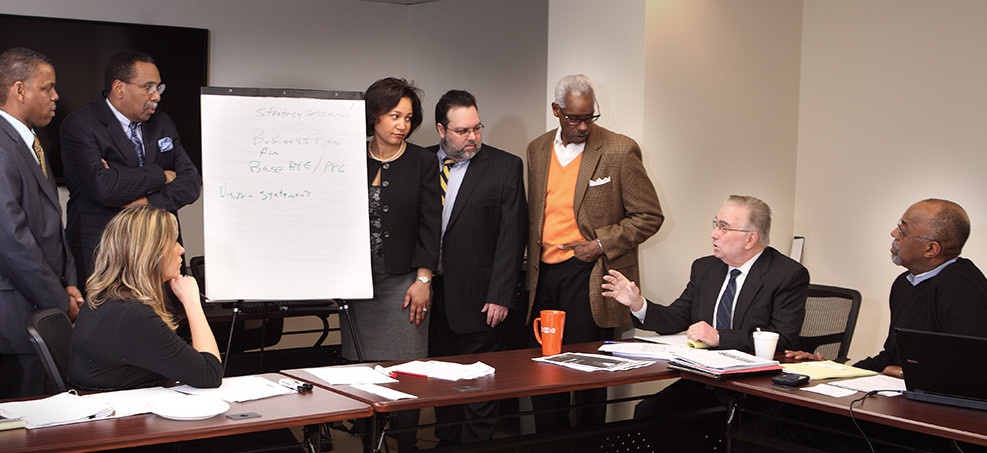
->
[533, 310, 566, 356]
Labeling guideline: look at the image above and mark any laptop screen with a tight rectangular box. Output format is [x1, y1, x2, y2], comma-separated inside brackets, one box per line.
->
[894, 328, 987, 406]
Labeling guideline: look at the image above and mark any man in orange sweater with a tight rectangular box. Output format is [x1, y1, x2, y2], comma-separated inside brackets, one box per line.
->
[526, 74, 663, 431]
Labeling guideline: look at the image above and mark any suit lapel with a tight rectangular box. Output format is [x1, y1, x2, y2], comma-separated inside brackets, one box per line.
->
[447, 150, 487, 230]
[529, 133, 553, 224]
[573, 125, 602, 215]
[0, 120, 60, 206]
[97, 99, 141, 167]
[733, 249, 773, 325]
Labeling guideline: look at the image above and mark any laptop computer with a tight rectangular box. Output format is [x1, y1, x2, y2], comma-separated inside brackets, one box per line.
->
[894, 327, 987, 411]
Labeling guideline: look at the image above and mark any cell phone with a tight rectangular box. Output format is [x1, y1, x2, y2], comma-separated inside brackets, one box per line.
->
[226, 412, 262, 420]
[772, 373, 810, 387]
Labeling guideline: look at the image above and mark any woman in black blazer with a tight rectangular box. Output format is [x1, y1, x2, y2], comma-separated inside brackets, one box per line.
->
[340, 77, 440, 451]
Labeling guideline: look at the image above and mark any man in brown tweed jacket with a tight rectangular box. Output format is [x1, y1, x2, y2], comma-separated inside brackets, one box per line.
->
[526, 74, 663, 431]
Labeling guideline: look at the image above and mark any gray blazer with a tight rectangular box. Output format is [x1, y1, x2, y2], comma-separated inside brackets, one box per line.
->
[0, 116, 76, 354]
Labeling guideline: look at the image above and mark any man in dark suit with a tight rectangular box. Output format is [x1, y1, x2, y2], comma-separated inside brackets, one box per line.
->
[60, 50, 200, 282]
[605, 195, 808, 353]
[426, 90, 526, 445]
[603, 195, 808, 451]
[527, 74, 663, 431]
[0, 47, 82, 398]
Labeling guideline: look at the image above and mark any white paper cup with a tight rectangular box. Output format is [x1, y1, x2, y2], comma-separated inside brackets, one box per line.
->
[753, 330, 780, 360]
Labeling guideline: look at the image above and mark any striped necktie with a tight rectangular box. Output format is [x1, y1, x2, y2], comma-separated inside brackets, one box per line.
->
[715, 269, 742, 329]
[32, 135, 47, 177]
[129, 122, 145, 167]
[440, 158, 456, 206]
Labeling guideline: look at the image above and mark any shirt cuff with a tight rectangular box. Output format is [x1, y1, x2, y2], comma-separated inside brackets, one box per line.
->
[631, 301, 647, 323]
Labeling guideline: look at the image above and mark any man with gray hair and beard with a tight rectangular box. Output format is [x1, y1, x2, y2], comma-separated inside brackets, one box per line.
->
[60, 50, 200, 283]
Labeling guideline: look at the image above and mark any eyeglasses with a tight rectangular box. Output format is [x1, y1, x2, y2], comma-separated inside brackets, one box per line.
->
[125, 81, 166, 95]
[447, 123, 484, 137]
[560, 113, 601, 126]
[896, 220, 936, 242]
[712, 220, 752, 234]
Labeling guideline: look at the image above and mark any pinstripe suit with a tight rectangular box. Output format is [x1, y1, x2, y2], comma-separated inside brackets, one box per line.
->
[59, 96, 200, 281]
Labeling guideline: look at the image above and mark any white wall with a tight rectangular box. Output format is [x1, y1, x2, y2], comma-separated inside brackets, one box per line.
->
[796, 0, 987, 362]
[641, 0, 803, 310]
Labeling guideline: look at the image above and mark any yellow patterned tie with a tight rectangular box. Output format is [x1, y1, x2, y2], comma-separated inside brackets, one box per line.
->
[440, 158, 456, 206]
[32, 135, 47, 177]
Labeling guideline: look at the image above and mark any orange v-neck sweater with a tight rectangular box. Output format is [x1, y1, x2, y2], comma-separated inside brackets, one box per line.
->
[541, 152, 586, 263]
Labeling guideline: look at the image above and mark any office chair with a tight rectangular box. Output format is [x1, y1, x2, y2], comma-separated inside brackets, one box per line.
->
[25, 307, 74, 393]
[798, 284, 862, 363]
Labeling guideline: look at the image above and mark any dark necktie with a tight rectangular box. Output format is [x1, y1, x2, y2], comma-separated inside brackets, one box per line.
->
[440, 158, 456, 206]
[715, 269, 742, 329]
[32, 135, 47, 177]
[129, 122, 145, 167]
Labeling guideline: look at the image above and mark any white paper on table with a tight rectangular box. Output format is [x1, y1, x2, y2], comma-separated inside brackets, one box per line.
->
[304, 365, 398, 385]
[0, 392, 114, 429]
[88, 387, 181, 417]
[598, 342, 688, 360]
[803, 384, 859, 398]
[827, 374, 905, 396]
[351, 383, 417, 400]
[172, 375, 293, 402]
[634, 333, 692, 348]
[380, 361, 495, 381]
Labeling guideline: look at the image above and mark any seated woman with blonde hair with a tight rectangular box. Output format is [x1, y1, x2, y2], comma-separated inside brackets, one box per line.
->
[70, 206, 222, 390]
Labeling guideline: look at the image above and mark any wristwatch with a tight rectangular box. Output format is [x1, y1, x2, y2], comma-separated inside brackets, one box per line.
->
[416, 276, 431, 285]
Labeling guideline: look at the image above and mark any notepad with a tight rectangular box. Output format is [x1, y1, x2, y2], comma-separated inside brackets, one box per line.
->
[781, 361, 877, 380]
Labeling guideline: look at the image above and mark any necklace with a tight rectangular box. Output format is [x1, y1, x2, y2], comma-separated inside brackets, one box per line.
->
[368, 140, 406, 163]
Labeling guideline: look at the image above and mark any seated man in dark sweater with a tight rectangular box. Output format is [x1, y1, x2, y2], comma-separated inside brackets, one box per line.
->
[781, 198, 987, 452]
[787, 198, 987, 373]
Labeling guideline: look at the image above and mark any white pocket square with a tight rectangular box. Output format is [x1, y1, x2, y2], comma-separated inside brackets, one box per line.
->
[589, 177, 611, 187]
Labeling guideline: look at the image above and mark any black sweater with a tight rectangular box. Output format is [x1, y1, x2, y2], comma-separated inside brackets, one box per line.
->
[69, 299, 223, 390]
[855, 258, 987, 371]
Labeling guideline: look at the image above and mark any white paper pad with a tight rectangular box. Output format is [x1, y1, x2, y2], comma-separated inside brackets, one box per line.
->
[172, 375, 293, 403]
[827, 374, 905, 396]
[304, 365, 398, 385]
[802, 384, 859, 398]
[351, 383, 417, 400]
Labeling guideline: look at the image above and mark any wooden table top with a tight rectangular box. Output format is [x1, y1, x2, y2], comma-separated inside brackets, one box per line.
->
[283, 342, 680, 412]
[1, 373, 372, 453]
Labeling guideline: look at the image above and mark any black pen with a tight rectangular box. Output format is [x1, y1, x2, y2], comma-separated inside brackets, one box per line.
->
[279, 378, 313, 393]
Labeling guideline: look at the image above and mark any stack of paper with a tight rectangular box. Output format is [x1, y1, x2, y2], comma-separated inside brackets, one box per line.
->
[533, 352, 654, 372]
[377, 361, 495, 381]
[668, 348, 782, 379]
[0, 392, 114, 429]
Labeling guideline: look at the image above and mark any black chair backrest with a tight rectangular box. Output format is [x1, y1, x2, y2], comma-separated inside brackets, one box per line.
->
[798, 284, 862, 363]
[25, 308, 73, 393]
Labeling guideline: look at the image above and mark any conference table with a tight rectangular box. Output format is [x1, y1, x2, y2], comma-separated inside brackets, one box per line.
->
[680, 372, 987, 449]
[283, 341, 680, 450]
[0, 373, 372, 453]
